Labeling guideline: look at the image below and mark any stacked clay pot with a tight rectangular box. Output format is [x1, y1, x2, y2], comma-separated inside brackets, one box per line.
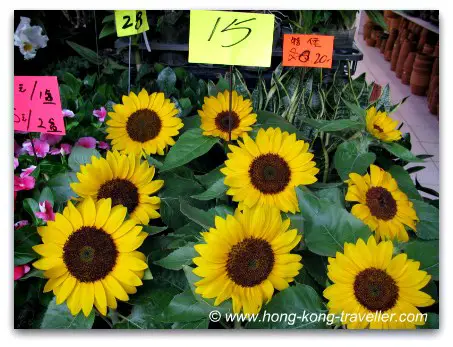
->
[390, 40, 401, 71]
[402, 52, 416, 85]
[384, 29, 399, 61]
[410, 53, 433, 96]
[396, 39, 415, 78]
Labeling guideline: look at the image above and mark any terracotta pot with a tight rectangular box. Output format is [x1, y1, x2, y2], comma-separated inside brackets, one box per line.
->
[402, 52, 416, 84]
[427, 75, 439, 115]
[417, 28, 429, 51]
[428, 85, 439, 115]
[433, 41, 439, 57]
[431, 57, 439, 77]
[366, 37, 377, 47]
[428, 75, 439, 100]
[390, 17, 401, 30]
[422, 43, 434, 55]
[410, 53, 434, 95]
[380, 39, 387, 54]
[391, 40, 402, 71]
[385, 29, 399, 61]
[396, 40, 415, 78]
[364, 21, 374, 40]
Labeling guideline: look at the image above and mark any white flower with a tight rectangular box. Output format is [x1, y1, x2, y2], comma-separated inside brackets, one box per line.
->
[14, 17, 49, 60]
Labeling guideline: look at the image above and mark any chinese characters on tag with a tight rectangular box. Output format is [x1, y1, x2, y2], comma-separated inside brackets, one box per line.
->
[14, 76, 65, 134]
[283, 34, 334, 68]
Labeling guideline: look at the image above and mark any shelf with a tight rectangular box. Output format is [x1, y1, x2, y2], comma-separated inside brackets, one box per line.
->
[392, 10, 439, 34]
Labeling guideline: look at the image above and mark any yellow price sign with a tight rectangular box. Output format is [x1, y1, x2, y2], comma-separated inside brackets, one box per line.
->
[189, 10, 275, 67]
[114, 10, 149, 37]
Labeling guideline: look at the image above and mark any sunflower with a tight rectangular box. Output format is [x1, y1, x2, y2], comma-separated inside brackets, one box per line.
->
[33, 197, 148, 317]
[345, 164, 418, 242]
[221, 128, 319, 213]
[324, 236, 434, 329]
[198, 90, 257, 141]
[106, 89, 183, 156]
[70, 150, 163, 225]
[366, 106, 402, 142]
[193, 206, 302, 315]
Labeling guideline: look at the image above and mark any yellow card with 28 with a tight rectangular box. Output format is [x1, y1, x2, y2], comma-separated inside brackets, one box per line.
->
[114, 10, 149, 37]
[189, 10, 275, 67]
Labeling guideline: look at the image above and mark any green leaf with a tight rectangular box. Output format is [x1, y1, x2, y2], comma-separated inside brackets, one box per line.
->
[256, 111, 308, 140]
[40, 298, 94, 329]
[14, 225, 40, 266]
[419, 313, 439, 329]
[247, 284, 328, 329]
[207, 80, 219, 96]
[334, 141, 376, 181]
[381, 142, 424, 163]
[314, 187, 345, 208]
[47, 172, 78, 203]
[304, 118, 363, 132]
[172, 319, 209, 329]
[403, 240, 439, 281]
[296, 188, 372, 257]
[179, 199, 214, 230]
[162, 289, 212, 323]
[191, 178, 227, 201]
[39, 187, 54, 205]
[68, 146, 101, 172]
[99, 22, 116, 39]
[22, 198, 39, 222]
[161, 128, 219, 172]
[67, 40, 102, 65]
[63, 72, 82, 96]
[157, 67, 177, 97]
[182, 265, 232, 313]
[195, 165, 225, 188]
[115, 303, 169, 329]
[411, 200, 439, 240]
[388, 165, 422, 200]
[141, 225, 168, 235]
[154, 243, 197, 270]
[302, 252, 328, 287]
[342, 98, 367, 118]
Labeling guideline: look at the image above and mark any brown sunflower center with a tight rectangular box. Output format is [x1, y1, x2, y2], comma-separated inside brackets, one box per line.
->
[97, 178, 139, 214]
[353, 267, 399, 311]
[366, 187, 397, 220]
[226, 237, 275, 287]
[249, 154, 291, 194]
[215, 111, 240, 132]
[63, 226, 118, 282]
[126, 109, 162, 142]
[374, 124, 384, 132]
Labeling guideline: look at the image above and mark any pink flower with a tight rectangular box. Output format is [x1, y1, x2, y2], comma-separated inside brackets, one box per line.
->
[75, 136, 97, 149]
[93, 107, 107, 122]
[50, 143, 72, 156]
[22, 139, 49, 158]
[97, 141, 110, 150]
[14, 264, 31, 280]
[14, 157, 19, 170]
[62, 109, 75, 118]
[40, 133, 63, 146]
[14, 220, 29, 229]
[20, 165, 36, 178]
[14, 175, 35, 191]
[35, 200, 55, 222]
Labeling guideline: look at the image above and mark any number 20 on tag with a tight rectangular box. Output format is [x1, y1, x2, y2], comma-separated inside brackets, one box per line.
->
[114, 10, 149, 37]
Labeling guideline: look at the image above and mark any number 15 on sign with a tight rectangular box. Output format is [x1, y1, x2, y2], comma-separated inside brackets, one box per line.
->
[189, 10, 275, 67]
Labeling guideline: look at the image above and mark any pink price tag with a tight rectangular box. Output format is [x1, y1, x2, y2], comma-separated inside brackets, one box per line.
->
[14, 76, 65, 135]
